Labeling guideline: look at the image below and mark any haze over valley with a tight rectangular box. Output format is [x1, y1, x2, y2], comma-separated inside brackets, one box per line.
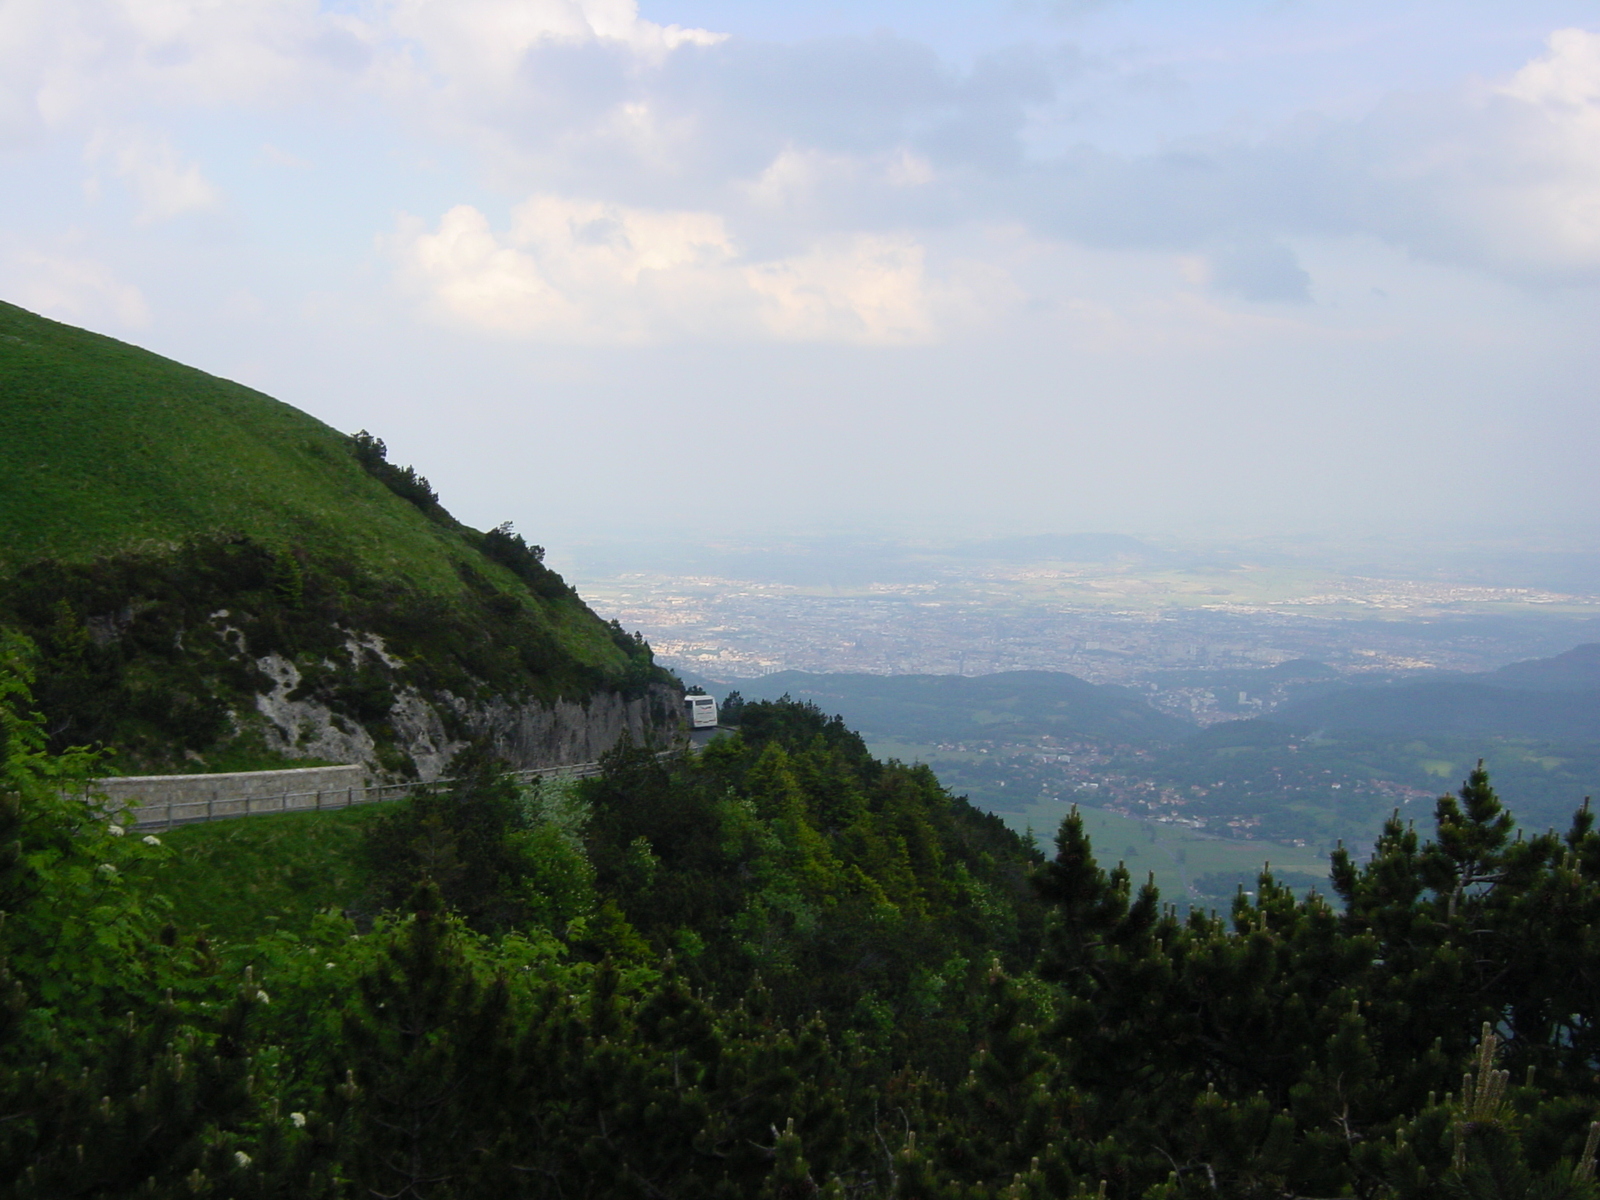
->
[566, 530, 1600, 905]
[568, 531, 1600, 708]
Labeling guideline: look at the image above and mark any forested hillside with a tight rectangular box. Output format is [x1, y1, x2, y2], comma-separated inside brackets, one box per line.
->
[713, 670, 1192, 746]
[1269, 643, 1600, 741]
[2, 640, 1596, 1199]
[704, 652, 1600, 856]
[0, 302, 673, 775]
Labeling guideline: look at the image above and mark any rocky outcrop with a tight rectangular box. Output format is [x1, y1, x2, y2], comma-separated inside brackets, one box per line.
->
[468, 683, 683, 775]
[254, 653, 381, 767]
[251, 640, 683, 781]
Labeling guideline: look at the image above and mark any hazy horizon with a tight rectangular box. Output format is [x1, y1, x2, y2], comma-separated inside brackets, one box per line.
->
[4, 1, 1598, 549]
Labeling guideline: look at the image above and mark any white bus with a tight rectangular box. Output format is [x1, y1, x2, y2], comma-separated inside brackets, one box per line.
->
[685, 694, 718, 729]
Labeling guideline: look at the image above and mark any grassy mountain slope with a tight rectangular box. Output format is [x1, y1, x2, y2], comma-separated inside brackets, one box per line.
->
[0, 301, 669, 773]
[3, 300, 581, 620]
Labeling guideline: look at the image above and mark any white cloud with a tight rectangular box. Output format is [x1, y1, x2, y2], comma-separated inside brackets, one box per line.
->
[7, 1, 1600, 336]
[392, 194, 990, 344]
[381, 0, 724, 97]
[746, 236, 940, 343]
[88, 128, 220, 223]
[2, 247, 151, 327]
[0, 0, 371, 130]
[0, 0, 721, 137]
[1477, 28, 1600, 278]
[394, 198, 738, 341]
[1300, 27, 1600, 286]
[1023, 27, 1600, 288]
[744, 146, 940, 218]
[1501, 27, 1600, 109]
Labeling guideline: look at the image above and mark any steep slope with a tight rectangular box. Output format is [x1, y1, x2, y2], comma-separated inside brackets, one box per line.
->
[0, 300, 678, 775]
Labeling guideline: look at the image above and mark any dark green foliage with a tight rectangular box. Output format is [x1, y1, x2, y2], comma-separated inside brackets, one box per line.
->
[735, 695, 879, 768]
[5, 642, 1600, 1199]
[576, 703, 1045, 1059]
[481, 521, 571, 601]
[322, 908, 853, 1200]
[8, 983, 303, 1200]
[363, 744, 540, 932]
[0, 634, 320, 1198]
[347, 429, 440, 513]
[0, 535, 660, 771]
[329, 883, 517, 1198]
[605, 619, 663, 696]
[1004, 762, 1600, 1198]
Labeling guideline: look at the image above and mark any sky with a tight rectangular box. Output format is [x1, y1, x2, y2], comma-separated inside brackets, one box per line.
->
[3, 0, 1599, 550]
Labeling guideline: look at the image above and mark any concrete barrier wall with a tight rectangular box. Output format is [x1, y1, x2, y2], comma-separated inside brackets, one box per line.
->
[87, 760, 624, 830]
[94, 765, 366, 828]
[96, 764, 367, 806]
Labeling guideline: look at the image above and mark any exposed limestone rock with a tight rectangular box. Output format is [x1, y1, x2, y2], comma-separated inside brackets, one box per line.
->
[254, 652, 379, 766]
[250, 636, 683, 781]
[468, 684, 683, 772]
[388, 685, 462, 781]
[346, 631, 403, 670]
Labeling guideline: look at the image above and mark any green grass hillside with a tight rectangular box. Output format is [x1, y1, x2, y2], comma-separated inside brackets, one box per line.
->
[4, 300, 552, 600]
[0, 301, 670, 772]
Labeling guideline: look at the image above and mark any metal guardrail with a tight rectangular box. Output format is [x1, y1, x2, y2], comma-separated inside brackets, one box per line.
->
[121, 760, 609, 831]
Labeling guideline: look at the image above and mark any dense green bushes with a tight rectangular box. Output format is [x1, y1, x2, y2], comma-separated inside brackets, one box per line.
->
[1, 640, 1597, 1198]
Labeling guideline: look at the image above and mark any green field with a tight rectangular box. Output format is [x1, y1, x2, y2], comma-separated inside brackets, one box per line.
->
[1011, 797, 1334, 910]
[868, 738, 1334, 910]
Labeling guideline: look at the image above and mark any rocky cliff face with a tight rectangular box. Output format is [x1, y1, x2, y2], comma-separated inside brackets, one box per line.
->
[468, 684, 683, 776]
[1, 518, 678, 777]
[251, 641, 683, 781]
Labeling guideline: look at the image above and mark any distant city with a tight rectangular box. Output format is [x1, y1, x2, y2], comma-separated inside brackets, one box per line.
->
[563, 535, 1600, 880]
[570, 542, 1600, 725]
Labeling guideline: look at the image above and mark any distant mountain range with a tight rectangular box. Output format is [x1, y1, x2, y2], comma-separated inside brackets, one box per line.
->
[1267, 643, 1600, 740]
[682, 645, 1600, 847]
[1478, 642, 1600, 691]
[696, 669, 1192, 746]
[691, 644, 1600, 750]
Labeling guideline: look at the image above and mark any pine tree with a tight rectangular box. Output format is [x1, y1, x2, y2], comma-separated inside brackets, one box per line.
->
[329, 884, 518, 1199]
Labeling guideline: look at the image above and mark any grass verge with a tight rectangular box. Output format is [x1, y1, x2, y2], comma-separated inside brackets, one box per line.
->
[145, 804, 395, 943]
